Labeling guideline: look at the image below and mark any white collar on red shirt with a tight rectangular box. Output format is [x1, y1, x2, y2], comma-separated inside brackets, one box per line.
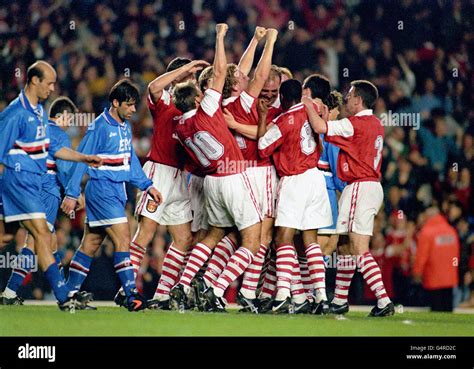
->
[182, 109, 197, 121]
[355, 109, 373, 116]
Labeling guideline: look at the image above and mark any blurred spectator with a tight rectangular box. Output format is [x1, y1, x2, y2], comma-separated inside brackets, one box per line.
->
[0, 0, 472, 307]
[413, 206, 460, 312]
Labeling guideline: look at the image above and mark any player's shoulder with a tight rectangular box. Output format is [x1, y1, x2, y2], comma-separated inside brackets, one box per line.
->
[276, 103, 305, 123]
[1, 98, 27, 120]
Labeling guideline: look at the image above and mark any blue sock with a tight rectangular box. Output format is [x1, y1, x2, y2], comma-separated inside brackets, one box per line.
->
[114, 252, 136, 298]
[45, 263, 69, 303]
[53, 251, 64, 279]
[66, 250, 92, 292]
[5, 248, 35, 295]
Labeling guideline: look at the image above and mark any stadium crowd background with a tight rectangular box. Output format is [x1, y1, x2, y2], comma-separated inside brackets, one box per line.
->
[0, 0, 473, 309]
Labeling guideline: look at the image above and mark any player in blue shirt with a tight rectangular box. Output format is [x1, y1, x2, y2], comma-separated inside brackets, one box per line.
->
[61, 79, 163, 312]
[317, 91, 347, 254]
[0, 97, 100, 307]
[0, 61, 102, 310]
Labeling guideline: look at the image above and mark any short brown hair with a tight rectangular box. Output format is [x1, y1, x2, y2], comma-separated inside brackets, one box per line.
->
[172, 81, 199, 113]
[198, 66, 214, 93]
[351, 80, 378, 109]
[223, 63, 239, 99]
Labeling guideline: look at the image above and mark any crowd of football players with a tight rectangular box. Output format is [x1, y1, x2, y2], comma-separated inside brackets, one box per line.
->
[0, 23, 400, 317]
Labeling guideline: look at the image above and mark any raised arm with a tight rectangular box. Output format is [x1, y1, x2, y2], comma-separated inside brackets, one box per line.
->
[247, 28, 278, 97]
[238, 26, 266, 76]
[148, 60, 209, 103]
[210, 24, 228, 93]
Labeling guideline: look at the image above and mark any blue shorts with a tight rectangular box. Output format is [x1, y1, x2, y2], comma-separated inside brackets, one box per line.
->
[319, 188, 338, 234]
[41, 191, 60, 232]
[85, 179, 128, 228]
[2, 167, 46, 223]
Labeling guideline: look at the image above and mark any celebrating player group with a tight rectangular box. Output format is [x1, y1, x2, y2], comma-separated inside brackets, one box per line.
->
[0, 23, 395, 317]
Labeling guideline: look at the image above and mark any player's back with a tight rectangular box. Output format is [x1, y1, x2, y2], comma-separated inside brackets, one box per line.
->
[147, 90, 184, 168]
[261, 102, 320, 177]
[177, 89, 246, 177]
[326, 111, 384, 183]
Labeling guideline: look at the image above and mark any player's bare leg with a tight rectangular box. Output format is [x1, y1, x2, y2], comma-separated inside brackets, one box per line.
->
[350, 232, 394, 316]
[0, 220, 14, 248]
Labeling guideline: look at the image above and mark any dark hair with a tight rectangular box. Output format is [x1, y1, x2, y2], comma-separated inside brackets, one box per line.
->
[280, 79, 302, 104]
[108, 79, 139, 104]
[49, 97, 78, 118]
[26, 63, 45, 84]
[172, 81, 199, 113]
[351, 80, 378, 109]
[326, 90, 343, 111]
[166, 57, 192, 73]
[303, 74, 331, 101]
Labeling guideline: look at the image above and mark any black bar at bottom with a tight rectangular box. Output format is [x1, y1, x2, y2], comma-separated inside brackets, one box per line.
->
[0, 336, 472, 369]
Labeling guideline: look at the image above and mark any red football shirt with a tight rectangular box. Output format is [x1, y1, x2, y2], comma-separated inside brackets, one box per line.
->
[224, 92, 282, 167]
[175, 89, 246, 177]
[324, 110, 384, 184]
[147, 90, 184, 168]
[258, 102, 320, 177]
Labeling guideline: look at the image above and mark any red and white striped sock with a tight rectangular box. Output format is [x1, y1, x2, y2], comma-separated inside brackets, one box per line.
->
[359, 252, 391, 308]
[213, 247, 254, 298]
[275, 244, 296, 301]
[305, 243, 327, 302]
[153, 244, 186, 300]
[291, 255, 306, 304]
[179, 245, 193, 278]
[178, 243, 212, 290]
[202, 236, 236, 287]
[130, 241, 146, 279]
[240, 244, 268, 299]
[298, 255, 314, 301]
[332, 255, 357, 306]
[259, 253, 276, 299]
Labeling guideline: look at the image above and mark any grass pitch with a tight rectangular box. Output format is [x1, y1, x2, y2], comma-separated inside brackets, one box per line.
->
[1, 305, 473, 336]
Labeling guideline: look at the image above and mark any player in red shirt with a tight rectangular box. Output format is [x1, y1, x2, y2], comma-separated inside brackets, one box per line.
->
[305, 80, 395, 317]
[219, 29, 279, 311]
[169, 23, 263, 312]
[123, 57, 210, 310]
[258, 79, 332, 313]
[223, 65, 283, 308]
